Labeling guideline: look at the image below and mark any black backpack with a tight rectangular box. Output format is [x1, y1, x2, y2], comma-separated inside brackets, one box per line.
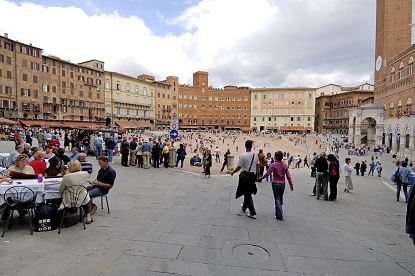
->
[34, 203, 59, 232]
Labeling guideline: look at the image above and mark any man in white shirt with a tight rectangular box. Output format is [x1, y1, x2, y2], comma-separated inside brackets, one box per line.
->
[231, 140, 259, 219]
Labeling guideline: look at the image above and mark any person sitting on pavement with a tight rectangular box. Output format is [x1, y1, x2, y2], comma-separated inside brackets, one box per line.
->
[190, 154, 202, 167]
[78, 153, 93, 174]
[28, 151, 47, 175]
[6, 144, 24, 168]
[5, 154, 35, 176]
[59, 160, 94, 224]
[57, 148, 70, 165]
[68, 147, 80, 161]
[44, 156, 66, 177]
[87, 156, 116, 199]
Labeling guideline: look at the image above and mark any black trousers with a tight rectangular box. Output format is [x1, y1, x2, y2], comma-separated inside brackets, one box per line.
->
[121, 150, 129, 166]
[163, 153, 169, 167]
[221, 162, 227, 172]
[153, 156, 159, 168]
[329, 176, 339, 201]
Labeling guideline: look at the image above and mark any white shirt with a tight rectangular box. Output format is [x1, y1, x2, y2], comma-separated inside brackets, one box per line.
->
[343, 163, 353, 177]
[237, 151, 259, 173]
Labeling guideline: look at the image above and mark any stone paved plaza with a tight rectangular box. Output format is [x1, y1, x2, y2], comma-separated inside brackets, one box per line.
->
[0, 150, 414, 276]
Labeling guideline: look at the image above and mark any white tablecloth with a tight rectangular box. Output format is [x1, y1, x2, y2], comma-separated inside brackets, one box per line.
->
[0, 178, 62, 205]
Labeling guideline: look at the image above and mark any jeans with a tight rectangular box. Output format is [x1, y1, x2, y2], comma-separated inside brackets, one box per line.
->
[176, 157, 185, 168]
[242, 193, 256, 216]
[396, 182, 408, 202]
[96, 146, 102, 159]
[368, 168, 374, 176]
[272, 183, 285, 220]
[87, 186, 106, 199]
[108, 149, 113, 163]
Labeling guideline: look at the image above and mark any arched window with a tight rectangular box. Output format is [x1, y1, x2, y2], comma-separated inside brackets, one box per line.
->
[409, 57, 414, 75]
[399, 63, 405, 79]
[391, 67, 396, 82]
[389, 102, 395, 112]
[407, 98, 413, 113]
[397, 100, 403, 114]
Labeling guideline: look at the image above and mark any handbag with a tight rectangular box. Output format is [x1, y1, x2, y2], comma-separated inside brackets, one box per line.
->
[236, 153, 256, 199]
[391, 167, 401, 184]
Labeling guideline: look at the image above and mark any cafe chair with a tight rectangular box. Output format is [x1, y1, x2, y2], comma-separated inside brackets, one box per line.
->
[100, 194, 110, 214]
[58, 185, 89, 234]
[2, 186, 37, 237]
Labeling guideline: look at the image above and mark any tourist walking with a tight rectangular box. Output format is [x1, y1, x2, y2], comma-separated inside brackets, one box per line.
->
[303, 155, 309, 168]
[355, 161, 360, 175]
[129, 138, 138, 166]
[176, 143, 187, 169]
[120, 139, 130, 167]
[105, 137, 116, 163]
[162, 142, 169, 168]
[314, 152, 329, 200]
[141, 139, 151, 169]
[203, 149, 212, 178]
[368, 160, 376, 176]
[256, 149, 266, 182]
[231, 140, 259, 219]
[258, 151, 293, 221]
[295, 155, 302, 169]
[395, 161, 411, 202]
[152, 142, 160, 168]
[94, 133, 103, 159]
[214, 146, 221, 163]
[360, 161, 367, 176]
[221, 149, 230, 173]
[406, 182, 415, 245]
[327, 154, 340, 201]
[376, 163, 382, 177]
[37, 130, 45, 150]
[265, 152, 274, 182]
[343, 158, 353, 193]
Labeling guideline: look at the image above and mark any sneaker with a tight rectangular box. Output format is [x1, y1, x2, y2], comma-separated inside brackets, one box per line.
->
[247, 213, 256, 219]
[310, 193, 315, 196]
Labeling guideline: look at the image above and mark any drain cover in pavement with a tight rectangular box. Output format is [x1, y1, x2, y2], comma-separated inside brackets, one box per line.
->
[232, 244, 270, 261]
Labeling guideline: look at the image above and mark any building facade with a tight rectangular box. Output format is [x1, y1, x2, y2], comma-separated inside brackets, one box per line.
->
[251, 88, 316, 133]
[0, 33, 105, 124]
[315, 89, 374, 134]
[104, 71, 155, 129]
[349, 0, 415, 156]
[178, 71, 251, 130]
[138, 74, 179, 130]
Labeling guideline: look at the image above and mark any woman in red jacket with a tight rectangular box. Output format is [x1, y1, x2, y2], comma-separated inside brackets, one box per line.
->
[28, 151, 46, 175]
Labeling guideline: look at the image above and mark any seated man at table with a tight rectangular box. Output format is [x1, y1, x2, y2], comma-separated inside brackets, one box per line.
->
[56, 148, 70, 165]
[87, 156, 116, 199]
[78, 153, 93, 174]
[68, 147, 80, 161]
[5, 154, 35, 176]
[44, 156, 66, 177]
[6, 144, 24, 168]
[28, 151, 46, 175]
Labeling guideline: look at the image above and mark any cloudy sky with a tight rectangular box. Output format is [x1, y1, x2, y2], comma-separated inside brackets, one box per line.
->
[0, 0, 375, 88]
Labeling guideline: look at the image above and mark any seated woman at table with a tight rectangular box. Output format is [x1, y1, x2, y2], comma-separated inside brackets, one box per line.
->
[28, 151, 46, 175]
[5, 154, 35, 176]
[44, 156, 66, 177]
[56, 148, 70, 165]
[59, 160, 93, 223]
[28, 147, 39, 162]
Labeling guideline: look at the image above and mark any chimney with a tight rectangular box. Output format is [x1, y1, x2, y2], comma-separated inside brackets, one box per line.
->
[4, 33, 8, 38]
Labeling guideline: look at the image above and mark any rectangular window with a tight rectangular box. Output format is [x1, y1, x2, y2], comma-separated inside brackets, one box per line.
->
[33, 75, 38, 83]
[6, 56, 11, 64]
[42, 84, 49, 92]
[7, 71, 12, 79]
[0, 54, 3, 63]
[52, 86, 57, 93]
[21, 88, 30, 97]
[31, 49, 38, 57]
[5, 86, 12, 95]
[62, 70, 65, 77]
[22, 73, 27, 81]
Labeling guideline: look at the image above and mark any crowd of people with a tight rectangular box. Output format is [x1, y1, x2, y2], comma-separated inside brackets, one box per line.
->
[1, 133, 117, 226]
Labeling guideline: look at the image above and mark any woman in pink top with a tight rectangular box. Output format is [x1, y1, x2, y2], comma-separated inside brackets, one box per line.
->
[259, 151, 294, 221]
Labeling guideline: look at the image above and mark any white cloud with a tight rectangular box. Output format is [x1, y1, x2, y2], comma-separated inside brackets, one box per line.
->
[0, 0, 375, 88]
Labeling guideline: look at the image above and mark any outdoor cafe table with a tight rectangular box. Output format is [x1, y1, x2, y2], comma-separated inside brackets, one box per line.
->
[0, 178, 62, 205]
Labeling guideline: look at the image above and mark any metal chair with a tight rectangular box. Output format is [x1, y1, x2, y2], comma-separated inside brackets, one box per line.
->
[58, 185, 89, 234]
[100, 194, 110, 213]
[2, 186, 37, 237]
